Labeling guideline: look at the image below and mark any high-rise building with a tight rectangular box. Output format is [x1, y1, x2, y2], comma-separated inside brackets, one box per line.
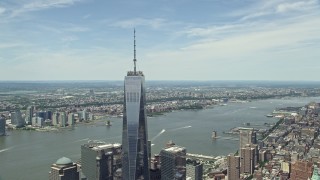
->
[49, 157, 79, 180]
[240, 144, 255, 175]
[239, 128, 256, 153]
[186, 160, 203, 180]
[79, 109, 89, 121]
[32, 117, 44, 127]
[68, 113, 75, 126]
[121, 30, 150, 180]
[0, 117, 5, 136]
[37, 111, 46, 120]
[11, 110, 25, 127]
[25, 106, 34, 125]
[81, 142, 122, 180]
[60, 112, 67, 127]
[227, 154, 240, 180]
[52, 112, 59, 126]
[160, 146, 186, 180]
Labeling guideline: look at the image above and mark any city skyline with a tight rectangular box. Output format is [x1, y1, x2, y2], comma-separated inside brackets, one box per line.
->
[0, 0, 320, 81]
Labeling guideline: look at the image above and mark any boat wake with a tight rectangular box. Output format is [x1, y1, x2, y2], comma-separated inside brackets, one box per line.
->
[0, 147, 13, 153]
[151, 129, 166, 141]
[169, 126, 192, 132]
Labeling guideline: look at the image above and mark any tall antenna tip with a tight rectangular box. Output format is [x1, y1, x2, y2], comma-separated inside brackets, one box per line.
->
[133, 29, 137, 74]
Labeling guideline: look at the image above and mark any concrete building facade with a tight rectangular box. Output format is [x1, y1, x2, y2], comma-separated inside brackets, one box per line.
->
[227, 154, 240, 180]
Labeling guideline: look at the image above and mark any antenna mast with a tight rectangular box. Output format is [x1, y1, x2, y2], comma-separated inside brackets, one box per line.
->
[133, 29, 137, 74]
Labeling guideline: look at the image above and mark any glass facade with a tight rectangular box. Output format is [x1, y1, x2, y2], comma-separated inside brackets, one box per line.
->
[122, 73, 150, 180]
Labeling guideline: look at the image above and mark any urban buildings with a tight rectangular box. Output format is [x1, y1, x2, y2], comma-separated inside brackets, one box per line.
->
[32, 117, 44, 127]
[239, 128, 256, 152]
[160, 146, 186, 180]
[81, 142, 122, 180]
[59, 112, 66, 127]
[68, 113, 75, 126]
[25, 106, 33, 125]
[227, 154, 240, 180]
[121, 30, 150, 180]
[290, 160, 313, 179]
[49, 157, 79, 180]
[11, 109, 25, 127]
[186, 159, 203, 180]
[240, 144, 256, 175]
[52, 112, 59, 126]
[0, 117, 5, 136]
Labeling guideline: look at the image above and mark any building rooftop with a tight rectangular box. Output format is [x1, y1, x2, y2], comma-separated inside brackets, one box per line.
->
[164, 146, 186, 153]
[239, 127, 254, 131]
[55, 157, 72, 165]
[127, 71, 144, 76]
[92, 143, 121, 150]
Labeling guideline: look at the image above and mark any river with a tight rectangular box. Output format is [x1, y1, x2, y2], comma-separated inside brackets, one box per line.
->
[1, 96, 320, 180]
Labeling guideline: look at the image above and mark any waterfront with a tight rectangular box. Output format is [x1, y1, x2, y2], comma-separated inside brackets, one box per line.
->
[1, 96, 320, 180]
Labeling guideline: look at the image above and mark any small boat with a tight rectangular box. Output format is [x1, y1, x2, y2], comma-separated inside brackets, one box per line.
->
[266, 114, 273, 117]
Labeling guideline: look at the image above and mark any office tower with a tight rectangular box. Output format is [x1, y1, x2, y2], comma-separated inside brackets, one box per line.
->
[227, 154, 240, 180]
[251, 144, 259, 166]
[0, 117, 5, 136]
[37, 111, 46, 120]
[49, 157, 79, 180]
[240, 144, 255, 175]
[80, 109, 88, 121]
[160, 146, 186, 180]
[122, 30, 150, 180]
[68, 113, 75, 126]
[290, 160, 313, 179]
[25, 106, 34, 125]
[186, 160, 203, 180]
[52, 112, 59, 126]
[32, 117, 44, 127]
[46, 110, 52, 120]
[239, 128, 255, 153]
[11, 110, 25, 127]
[60, 112, 66, 127]
[81, 142, 122, 180]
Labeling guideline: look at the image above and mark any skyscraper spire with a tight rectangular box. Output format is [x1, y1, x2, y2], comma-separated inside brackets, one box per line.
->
[133, 29, 137, 74]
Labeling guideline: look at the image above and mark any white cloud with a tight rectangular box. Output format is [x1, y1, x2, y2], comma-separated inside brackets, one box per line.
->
[10, 0, 85, 17]
[140, 14, 320, 80]
[64, 26, 90, 32]
[83, 14, 91, 19]
[61, 35, 78, 43]
[0, 42, 30, 49]
[0, 7, 6, 15]
[235, 0, 320, 21]
[276, 0, 319, 13]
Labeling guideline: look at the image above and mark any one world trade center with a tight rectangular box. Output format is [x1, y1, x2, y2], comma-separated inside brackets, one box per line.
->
[121, 30, 150, 180]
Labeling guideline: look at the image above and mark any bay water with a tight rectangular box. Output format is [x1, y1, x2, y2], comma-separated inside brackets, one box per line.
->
[1, 97, 320, 180]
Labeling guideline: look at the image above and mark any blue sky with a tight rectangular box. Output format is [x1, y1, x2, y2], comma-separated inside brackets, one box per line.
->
[0, 0, 319, 81]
